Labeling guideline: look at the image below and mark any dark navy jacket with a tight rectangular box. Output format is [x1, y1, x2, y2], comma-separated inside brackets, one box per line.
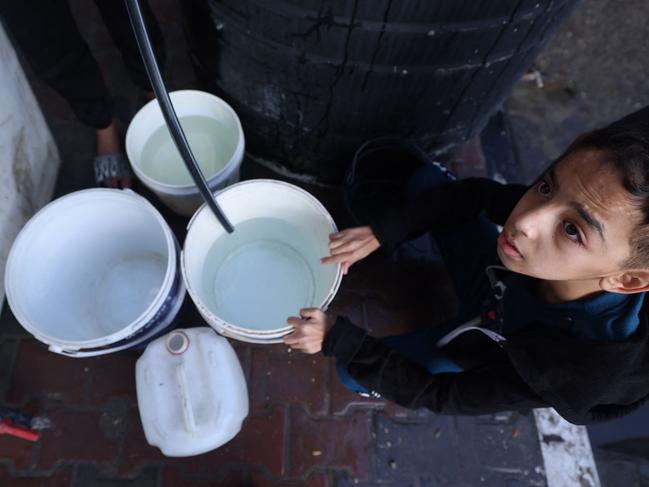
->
[322, 178, 649, 425]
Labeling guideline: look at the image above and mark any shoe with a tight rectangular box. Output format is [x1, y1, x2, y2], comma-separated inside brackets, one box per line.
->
[357, 390, 382, 399]
[94, 152, 133, 189]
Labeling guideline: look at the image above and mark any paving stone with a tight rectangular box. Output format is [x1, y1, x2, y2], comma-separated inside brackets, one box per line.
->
[593, 448, 649, 487]
[333, 470, 419, 487]
[249, 346, 329, 416]
[117, 407, 201, 477]
[88, 352, 139, 406]
[37, 406, 121, 470]
[249, 469, 332, 487]
[0, 434, 36, 471]
[161, 466, 248, 487]
[6, 340, 89, 406]
[371, 413, 460, 483]
[230, 342, 253, 383]
[0, 338, 20, 400]
[200, 406, 287, 478]
[287, 406, 371, 481]
[0, 301, 31, 339]
[379, 403, 431, 423]
[99, 398, 130, 442]
[162, 468, 333, 487]
[73, 464, 158, 487]
[372, 413, 546, 486]
[0, 464, 73, 487]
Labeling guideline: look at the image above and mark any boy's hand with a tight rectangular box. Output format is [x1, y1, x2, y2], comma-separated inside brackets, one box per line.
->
[283, 308, 334, 354]
[320, 226, 380, 275]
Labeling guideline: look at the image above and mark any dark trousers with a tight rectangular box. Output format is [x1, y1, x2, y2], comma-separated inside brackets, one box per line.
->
[1, 0, 165, 129]
[337, 162, 500, 393]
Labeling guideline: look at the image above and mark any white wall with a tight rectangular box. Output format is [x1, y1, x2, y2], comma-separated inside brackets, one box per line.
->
[0, 23, 60, 314]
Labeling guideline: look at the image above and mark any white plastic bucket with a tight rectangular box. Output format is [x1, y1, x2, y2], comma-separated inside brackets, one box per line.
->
[182, 180, 343, 344]
[4, 189, 185, 357]
[125, 90, 245, 216]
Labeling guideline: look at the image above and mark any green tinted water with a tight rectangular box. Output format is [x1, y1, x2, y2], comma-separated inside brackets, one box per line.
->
[140, 115, 238, 185]
[200, 217, 330, 331]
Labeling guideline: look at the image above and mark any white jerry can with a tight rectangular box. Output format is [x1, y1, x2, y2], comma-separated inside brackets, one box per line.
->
[135, 327, 249, 457]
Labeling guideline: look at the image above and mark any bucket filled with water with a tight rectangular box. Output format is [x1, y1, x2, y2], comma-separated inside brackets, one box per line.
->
[125, 90, 245, 216]
[4, 189, 185, 357]
[182, 180, 343, 343]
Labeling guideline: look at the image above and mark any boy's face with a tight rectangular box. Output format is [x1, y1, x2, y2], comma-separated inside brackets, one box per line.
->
[498, 149, 641, 281]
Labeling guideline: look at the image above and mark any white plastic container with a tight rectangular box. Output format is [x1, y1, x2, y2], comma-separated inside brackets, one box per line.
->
[4, 189, 185, 357]
[136, 327, 249, 457]
[125, 90, 245, 216]
[182, 179, 342, 344]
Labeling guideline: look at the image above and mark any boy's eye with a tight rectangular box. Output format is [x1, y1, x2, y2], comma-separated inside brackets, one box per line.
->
[537, 180, 551, 196]
[563, 221, 582, 243]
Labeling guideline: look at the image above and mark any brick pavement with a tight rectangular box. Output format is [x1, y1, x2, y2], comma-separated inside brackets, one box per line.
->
[0, 192, 547, 486]
[0, 287, 546, 487]
[0, 0, 551, 483]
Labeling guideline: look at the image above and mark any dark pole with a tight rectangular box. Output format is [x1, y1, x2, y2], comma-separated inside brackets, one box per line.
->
[124, 0, 234, 233]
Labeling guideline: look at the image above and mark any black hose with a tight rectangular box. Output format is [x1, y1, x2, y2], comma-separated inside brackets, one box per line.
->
[124, 0, 234, 233]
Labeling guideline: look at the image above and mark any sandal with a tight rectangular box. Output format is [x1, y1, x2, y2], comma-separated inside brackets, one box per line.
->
[94, 152, 133, 188]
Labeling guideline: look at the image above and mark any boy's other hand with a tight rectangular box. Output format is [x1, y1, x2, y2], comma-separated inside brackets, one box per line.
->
[283, 308, 334, 354]
[320, 226, 380, 275]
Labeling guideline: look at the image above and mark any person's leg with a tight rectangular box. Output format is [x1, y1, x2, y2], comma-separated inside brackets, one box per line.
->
[336, 360, 371, 395]
[94, 0, 166, 94]
[380, 322, 462, 372]
[407, 164, 499, 320]
[335, 318, 463, 395]
[1, 0, 113, 130]
[336, 150, 496, 394]
[1, 0, 130, 188]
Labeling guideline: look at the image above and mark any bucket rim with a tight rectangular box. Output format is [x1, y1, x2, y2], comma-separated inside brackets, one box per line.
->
[50, 278, 186, 357]
[5, 188, 179, 349]
[125, 89, 245, 192]
[181, 179, 343, 340]
[213, 326, 286, 344]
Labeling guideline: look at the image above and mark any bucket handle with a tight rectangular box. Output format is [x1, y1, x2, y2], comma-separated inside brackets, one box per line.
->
[50, 339, 141, 358]
[176, 362, 197, 433]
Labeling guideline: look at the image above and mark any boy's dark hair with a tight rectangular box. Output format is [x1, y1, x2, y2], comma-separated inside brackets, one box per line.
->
[565, 110, 649, 269]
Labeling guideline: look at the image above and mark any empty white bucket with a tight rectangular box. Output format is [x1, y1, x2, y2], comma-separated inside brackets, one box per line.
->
[4, 189, 185, 357]
[125, 90, 245, 216]
[182, 180, 342, 343]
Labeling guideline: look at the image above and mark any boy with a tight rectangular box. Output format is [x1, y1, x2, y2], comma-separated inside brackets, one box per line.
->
[284, 111, 649, 425]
